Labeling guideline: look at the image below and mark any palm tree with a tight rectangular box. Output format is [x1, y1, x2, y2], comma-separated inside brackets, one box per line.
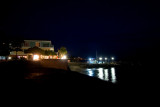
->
[58, 47, 67, 58]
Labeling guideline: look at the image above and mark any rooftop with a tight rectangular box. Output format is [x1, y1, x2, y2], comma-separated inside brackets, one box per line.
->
[24, 40, 52, 42]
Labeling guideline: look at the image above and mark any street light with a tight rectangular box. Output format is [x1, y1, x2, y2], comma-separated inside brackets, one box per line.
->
[111, 57, 114, 60]
[99, 57, 102, 60]
[105, 57, 107, 60]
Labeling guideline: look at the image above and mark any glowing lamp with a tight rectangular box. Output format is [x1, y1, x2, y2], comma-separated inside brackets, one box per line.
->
[99, 57, 102, 60]
[111, 57, 114, 60]
[33, 55, 39, 61]
[61, 55, 67, 59]
[8, 57, 12, 60]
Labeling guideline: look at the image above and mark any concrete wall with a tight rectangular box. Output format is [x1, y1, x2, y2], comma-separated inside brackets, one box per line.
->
[40, 59, 69, 71]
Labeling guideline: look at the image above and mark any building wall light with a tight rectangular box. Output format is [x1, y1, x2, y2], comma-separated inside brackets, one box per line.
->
[61, 55, 67, 59]
[33, 55, 39, 61]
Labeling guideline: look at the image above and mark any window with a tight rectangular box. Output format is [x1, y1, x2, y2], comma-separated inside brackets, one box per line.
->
[36, 42, 40, 47]
[43, 43, 49, 47]
[24, 42, 29, 47]
[30, 42, 35, 47]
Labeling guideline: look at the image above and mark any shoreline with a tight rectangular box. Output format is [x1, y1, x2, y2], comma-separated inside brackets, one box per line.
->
[68, 62, 119, 69]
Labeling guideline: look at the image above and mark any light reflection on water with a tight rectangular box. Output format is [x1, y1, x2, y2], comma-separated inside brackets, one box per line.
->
[85, 67, 117, 83]
[111, 67, 116, 83]
[98, 68, 103, 80]
[104, 69, 109, 81]
[87, 69, 94, 76]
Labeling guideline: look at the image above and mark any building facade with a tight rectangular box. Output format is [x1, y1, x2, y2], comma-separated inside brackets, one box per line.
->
[9, 40, 57, 60]
[22, 40, 54, 51]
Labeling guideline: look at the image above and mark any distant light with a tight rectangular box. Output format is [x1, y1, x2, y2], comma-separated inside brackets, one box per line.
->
[105, 57, 107, 60]
[99, 57, 102, 60]
[33, 55, 39, 61]
[61, 55, 67, 59]
[44, 56, 49, 59]
[0, 56, 5, 60]
[8, 57, 12, 60]
[50, 48, 54, 50]
[23, 56, 27, 58]
[98, 61, 102, 64]
[89, 58, 92, 61]
[111, 57, 114, 60]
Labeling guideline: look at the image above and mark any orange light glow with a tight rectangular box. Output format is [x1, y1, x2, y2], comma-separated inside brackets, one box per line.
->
[33, 55, 39, 61]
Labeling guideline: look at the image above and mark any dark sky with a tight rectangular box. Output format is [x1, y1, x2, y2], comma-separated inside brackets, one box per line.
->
[1, 0, 160, 58]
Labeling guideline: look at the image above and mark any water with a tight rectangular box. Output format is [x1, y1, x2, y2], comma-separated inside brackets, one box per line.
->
[69, 63, 118, 83]
[80, 67, 117, 83]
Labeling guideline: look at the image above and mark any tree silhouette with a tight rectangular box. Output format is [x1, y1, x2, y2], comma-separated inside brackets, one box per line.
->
[58, 47, 67, 58]
[10, 39, 24, 59]
[44, 50, 57, 56]
[25, 46, 45, 55]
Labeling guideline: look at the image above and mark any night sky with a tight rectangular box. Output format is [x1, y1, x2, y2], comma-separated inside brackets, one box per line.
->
[1, 0, 160, 59]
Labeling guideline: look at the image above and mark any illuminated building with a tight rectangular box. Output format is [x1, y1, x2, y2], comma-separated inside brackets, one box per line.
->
[9, 40, 57, 60]
[22, 40, 54, 51]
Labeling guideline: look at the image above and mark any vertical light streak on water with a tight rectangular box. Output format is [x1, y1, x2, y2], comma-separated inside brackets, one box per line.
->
[104, 69, 109, 81]
[87, 69, 94, 76]
[97, 68, 104, 80]
[111, 67, 116, 83]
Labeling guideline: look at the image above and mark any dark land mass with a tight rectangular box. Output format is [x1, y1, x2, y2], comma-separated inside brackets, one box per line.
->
[0, 59, 159, 99]
[1, 61, 114, 92]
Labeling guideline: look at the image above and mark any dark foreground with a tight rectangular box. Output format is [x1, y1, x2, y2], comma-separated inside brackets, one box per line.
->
[1, 61, 114, 89]
[0, 60, 159, 99]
